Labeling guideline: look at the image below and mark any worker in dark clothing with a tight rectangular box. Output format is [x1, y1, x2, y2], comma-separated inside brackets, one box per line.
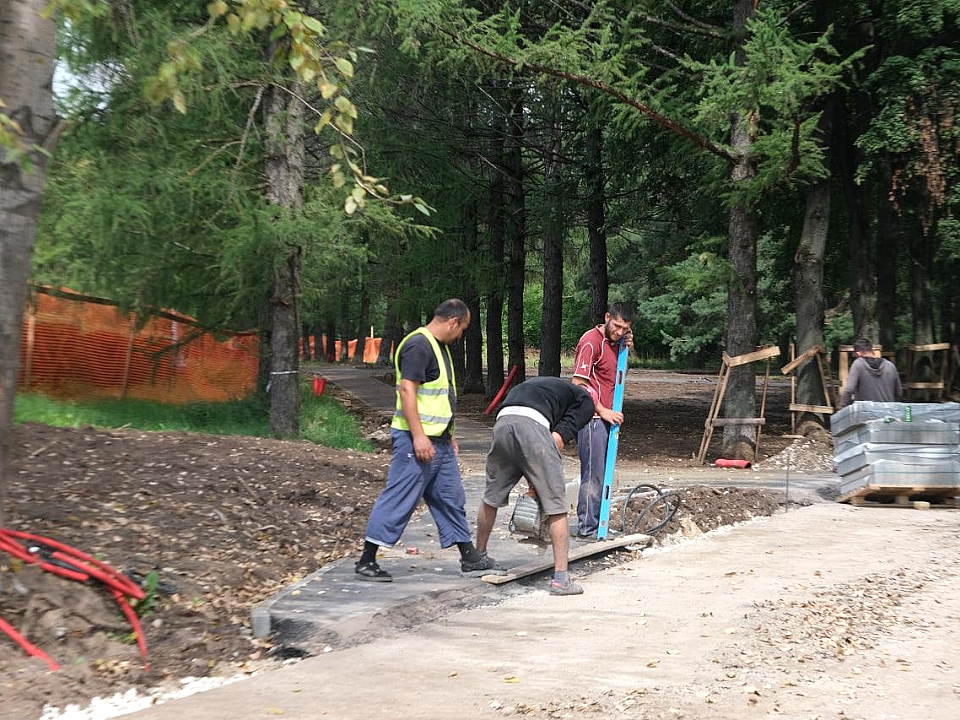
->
[840, 338, 902, 406]
[475, 376, 596, 595]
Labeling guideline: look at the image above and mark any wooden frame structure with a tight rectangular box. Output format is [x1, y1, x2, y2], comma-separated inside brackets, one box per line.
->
[904, 342, 951, 401]
[697, 346, 781, 465]
[780, 344, 835, 434]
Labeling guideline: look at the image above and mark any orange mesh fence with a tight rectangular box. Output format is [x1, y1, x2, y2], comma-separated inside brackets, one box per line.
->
[18, 287, 259, 404]
[303, 336, 383, 363]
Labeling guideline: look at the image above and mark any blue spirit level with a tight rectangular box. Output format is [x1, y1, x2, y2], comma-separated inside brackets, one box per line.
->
[597, 340, 628, 539]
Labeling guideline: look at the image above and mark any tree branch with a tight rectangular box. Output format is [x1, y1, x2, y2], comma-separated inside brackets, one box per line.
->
[664, 2, 724, 34]
[434, 25, 736, 163]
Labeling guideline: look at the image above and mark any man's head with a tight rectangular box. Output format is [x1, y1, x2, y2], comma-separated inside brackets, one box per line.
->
[431, 298, 471, 343]
[603, 301, 634, 343]
[853, 338, 875, 357]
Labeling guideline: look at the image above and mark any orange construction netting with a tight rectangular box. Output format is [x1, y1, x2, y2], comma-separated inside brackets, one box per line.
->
[18, 287, 259, 404]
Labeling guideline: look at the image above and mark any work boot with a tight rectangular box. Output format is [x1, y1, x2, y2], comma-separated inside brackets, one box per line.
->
[355, 560, 392, 582]
[460, 551, 507, 577]
[549, 579, 584, 596]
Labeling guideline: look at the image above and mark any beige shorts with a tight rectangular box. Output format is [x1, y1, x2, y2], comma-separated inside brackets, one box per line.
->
[483, 415, 567, 516]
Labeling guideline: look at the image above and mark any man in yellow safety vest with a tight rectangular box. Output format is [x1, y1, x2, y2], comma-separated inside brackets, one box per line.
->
[355, 299, 504, 581]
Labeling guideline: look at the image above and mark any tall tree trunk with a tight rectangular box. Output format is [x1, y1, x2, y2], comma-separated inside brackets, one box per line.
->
[324, 317, 337, 362]
[268, 250, 301, 438]
[505, 86, 527, 387]
[909, 224, 935, 345]
[461, 193, 486, 393]
[338, 290, 351, 362]
[0, 1, 58, 524]
[354, 277, 371, 365]
[377, 291, 402, 366]
[263, 81, 304, 438]
[485, 110, 506, 398]
[794, 179, 831, 411]
[585, 123, 608, 325]
[312, 324, 322, 364]
[875, 163, 900, 350]
[539, 98, 564, 377]
[836, 96, 878, 339]
[721, 0, 761, 461]
[301, 323, 312, 361]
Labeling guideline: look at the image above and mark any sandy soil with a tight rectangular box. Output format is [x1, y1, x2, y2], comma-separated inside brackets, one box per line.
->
[127, 503, 960, 720]
[2, 371, 834, 717]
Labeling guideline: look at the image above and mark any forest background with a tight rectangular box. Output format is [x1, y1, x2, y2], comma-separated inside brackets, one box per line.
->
[2, 0, 960, 467]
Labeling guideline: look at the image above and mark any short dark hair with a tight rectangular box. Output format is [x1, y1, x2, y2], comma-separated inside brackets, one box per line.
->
[434, 298, 469, 324]
[608, 301, 635, 324]
[854, 338, 874, 354]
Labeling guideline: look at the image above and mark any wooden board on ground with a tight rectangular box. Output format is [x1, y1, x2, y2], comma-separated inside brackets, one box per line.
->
[838, 484, 960, 507]
[481, 533, 652, 585]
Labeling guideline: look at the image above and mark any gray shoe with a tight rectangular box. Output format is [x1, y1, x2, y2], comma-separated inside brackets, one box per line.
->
[461, 551, 507, 577]
[549, 579, 584, 596]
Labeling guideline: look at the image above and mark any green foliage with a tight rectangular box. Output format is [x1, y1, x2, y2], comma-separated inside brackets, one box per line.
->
[686, 8, 860, 203]
[636, 231, 794, 364]
[857, 46, 960, 233]
[637, 243, 729, 363]
[131, 571, 160, 618]
[522, 284, 592, 351]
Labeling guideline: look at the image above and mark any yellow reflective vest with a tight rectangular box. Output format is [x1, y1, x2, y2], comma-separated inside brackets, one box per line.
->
[391, 327, 455, 437]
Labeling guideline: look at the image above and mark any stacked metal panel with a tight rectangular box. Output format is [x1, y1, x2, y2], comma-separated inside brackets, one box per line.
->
[830, 402, 960, 497]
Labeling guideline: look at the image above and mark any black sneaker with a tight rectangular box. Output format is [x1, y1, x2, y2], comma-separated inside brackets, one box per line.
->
[355, 560, 392, 582]
[460, 552, 507, 577]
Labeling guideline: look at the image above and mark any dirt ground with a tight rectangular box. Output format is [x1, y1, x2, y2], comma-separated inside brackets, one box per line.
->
[0, 372, 831, 718]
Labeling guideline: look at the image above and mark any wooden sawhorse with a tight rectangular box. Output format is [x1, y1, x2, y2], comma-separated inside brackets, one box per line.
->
[697, 346, 781, 465]
[904, 342, 951, 401]
[780, 344, 835, 434]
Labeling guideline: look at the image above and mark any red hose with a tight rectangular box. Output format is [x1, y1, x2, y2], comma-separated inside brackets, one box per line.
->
[0, 527, 149, 670]
[715, 458, 752, 469]
[0, 616, 60, 672]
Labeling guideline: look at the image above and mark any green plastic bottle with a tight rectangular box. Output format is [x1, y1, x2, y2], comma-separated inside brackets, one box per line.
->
[904, 405, 912, 422]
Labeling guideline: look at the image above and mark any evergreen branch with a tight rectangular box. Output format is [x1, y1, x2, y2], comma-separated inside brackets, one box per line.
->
[230, 85, 265, 198]
[664, 2, 724, 34]
[432, 24, 736, 163]
[636, 11, 725, 40]
[186, 140, 243, 179]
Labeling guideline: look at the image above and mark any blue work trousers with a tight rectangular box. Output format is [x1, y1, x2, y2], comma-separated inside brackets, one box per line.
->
[364, 429, 471, 548]
[576, 417, 609, 535]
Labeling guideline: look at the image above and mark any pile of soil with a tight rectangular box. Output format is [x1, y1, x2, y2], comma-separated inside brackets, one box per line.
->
[610, 485, 780, 538]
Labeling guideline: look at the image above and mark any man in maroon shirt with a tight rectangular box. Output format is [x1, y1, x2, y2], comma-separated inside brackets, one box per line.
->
[571, 302, 634, 538]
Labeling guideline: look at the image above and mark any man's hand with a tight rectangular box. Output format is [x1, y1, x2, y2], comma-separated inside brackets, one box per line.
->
[623, 330, 634, 350]
[552, 431, 565, 452]
[412, 433, 435, 463]
[599, 407, 624, 426]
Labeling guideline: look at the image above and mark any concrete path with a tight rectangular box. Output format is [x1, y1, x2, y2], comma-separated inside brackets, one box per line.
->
[252, 365, 837, 652]
[131, 502, 960, 720]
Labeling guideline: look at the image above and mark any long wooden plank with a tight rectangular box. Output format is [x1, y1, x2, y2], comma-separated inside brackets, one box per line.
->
[780, 345, 823, 375]
[481, 533, 652, 585]
[788, 403, 834, 414]
[723, 346, 781, 367]
[708, 418, 766, 427]
[908, 342, 951, 352]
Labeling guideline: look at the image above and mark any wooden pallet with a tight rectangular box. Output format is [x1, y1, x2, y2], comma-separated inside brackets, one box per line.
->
[838, 484, 960, 507]
[481, 532, 652, 585]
